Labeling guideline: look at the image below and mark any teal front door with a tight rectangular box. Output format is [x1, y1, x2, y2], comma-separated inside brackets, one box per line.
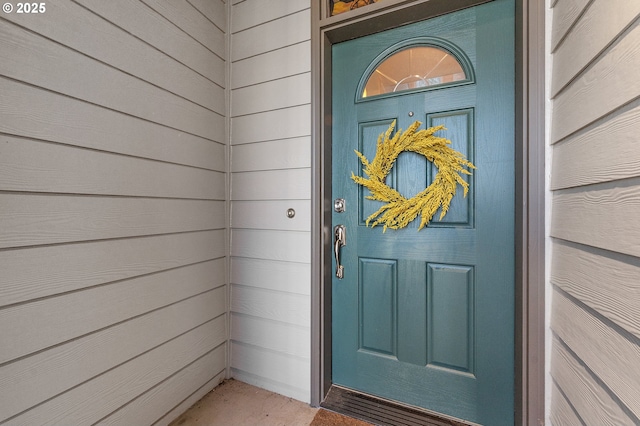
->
[331, 1, 515, 424]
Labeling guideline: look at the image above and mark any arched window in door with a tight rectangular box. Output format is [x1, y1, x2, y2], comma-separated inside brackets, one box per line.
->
[359, 39, 474, 99]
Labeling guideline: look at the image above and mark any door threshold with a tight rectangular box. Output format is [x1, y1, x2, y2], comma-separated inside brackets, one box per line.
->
[321, 385, 479, 426]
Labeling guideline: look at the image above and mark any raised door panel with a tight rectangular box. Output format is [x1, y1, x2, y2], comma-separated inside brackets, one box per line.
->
[359, 258, 397, 356]
[357, 119, 398, 225]
[427, 263, 475, 374]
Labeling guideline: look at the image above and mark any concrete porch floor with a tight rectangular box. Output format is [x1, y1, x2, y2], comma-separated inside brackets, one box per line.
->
[168, 379, 373, 426]
[168, 379, 317, 425]
[169, 379, 462, 426]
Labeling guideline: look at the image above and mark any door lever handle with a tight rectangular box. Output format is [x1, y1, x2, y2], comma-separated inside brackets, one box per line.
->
[334, 225, 346, 279]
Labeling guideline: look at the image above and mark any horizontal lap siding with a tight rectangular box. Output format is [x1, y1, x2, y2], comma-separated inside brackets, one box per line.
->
[0, 78, 225, 171]
[0, 1, 228, 424]
[0, 22, 222, 142]
[229, 0, 312, 403]
[74, 0, 225, 86]
[550, 1, 640, 424]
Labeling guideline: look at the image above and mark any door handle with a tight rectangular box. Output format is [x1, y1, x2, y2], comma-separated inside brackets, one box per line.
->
[334, 225, 346, 279]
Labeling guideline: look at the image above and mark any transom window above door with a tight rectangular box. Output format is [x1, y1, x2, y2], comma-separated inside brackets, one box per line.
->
[359, 41, 474, 99]
[331, 0, 383, 16]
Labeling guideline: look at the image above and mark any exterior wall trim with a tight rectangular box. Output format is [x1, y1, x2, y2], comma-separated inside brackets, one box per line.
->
[310, 1, 546, 424]
[514, 1, 546, 424]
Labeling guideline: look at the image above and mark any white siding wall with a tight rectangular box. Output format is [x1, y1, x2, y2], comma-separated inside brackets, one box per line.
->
[229, 0, 312, 403]
[549, 1, 640, 424]
[0, 1, 228, 424]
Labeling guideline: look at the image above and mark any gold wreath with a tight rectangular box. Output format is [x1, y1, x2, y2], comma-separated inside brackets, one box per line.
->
[351, 120, 476, 231]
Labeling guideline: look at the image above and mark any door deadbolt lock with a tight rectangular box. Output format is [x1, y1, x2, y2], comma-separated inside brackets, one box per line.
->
[334, 198, 346, 213]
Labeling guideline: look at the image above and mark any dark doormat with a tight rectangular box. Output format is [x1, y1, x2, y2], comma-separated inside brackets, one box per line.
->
[311, 408, 374, 425]
[321, 385, 472, 426]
